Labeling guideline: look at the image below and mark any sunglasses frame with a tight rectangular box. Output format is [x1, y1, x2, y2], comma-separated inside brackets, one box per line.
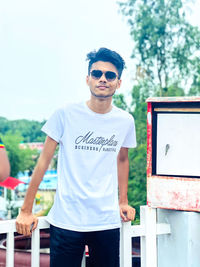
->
[90, 70, 118, 82]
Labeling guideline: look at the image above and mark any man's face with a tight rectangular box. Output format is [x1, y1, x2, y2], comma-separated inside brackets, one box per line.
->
[86, 61, 121, 99]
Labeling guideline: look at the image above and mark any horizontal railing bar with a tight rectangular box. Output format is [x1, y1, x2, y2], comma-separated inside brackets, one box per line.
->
[130, 223, 171, 238]
[156, 223, 171, 235]
[131, 225, 145, 237]
[0, 216, 50, 234]
[0, 217, 170, 237]
[0, 219, 16, 234]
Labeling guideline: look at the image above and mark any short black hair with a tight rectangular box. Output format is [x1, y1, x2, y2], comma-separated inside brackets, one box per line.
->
[86, 47, 125, 79]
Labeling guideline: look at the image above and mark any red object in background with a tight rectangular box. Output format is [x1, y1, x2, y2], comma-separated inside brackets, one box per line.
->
[0, 177, 25, 190]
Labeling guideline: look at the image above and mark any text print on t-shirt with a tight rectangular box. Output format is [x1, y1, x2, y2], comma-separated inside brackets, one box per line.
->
[75, 131, 118, 152]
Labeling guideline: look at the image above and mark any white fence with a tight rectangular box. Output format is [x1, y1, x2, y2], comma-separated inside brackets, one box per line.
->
[0, 206, 171, 267]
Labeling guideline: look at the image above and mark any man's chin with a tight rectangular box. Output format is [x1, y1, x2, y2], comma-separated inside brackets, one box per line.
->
[90, 90, 115, 99]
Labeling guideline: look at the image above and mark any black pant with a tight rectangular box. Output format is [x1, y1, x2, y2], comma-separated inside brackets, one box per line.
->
[50, 224, 120, 267]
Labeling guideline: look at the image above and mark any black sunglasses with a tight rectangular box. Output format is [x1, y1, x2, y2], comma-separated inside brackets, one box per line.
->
[90, 70, 118, 82]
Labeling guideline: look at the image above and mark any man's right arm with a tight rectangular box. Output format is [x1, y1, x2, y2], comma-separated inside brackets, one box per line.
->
[16, 136, 58, 236]
[0, 139, 10, 182]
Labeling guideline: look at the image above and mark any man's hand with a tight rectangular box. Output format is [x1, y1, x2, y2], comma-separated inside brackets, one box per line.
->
[16, 211, 38, 236]
[119, 204, 135, 222]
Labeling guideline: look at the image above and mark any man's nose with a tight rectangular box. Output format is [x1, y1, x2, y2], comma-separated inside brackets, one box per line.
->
[99, 73, 107, 82]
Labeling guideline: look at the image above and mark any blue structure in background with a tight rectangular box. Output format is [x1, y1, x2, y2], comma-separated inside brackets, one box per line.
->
[17, 170, 57, 191]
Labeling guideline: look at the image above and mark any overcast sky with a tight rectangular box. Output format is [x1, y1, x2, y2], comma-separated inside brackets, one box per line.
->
[0, 0, 199, 121]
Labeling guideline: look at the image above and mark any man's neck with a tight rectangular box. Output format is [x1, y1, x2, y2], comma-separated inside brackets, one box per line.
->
[86, 97, 113, 114]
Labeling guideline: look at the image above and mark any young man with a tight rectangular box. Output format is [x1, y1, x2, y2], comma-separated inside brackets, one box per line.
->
[16, 47, 137, 267]
[0, 137, 10, 181]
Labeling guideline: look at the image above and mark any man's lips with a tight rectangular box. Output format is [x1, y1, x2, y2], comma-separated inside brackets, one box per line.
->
[96, 85, 109, 89]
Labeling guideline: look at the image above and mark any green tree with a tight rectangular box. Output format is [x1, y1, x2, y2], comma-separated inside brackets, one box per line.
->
[2, 133, 39, 177]
[3, 134, 23, 177]
[188, 60, 200, 95]
[113, 94, 129, 111]
[0, 117, 46, 142]
[119, 0, 200, 96]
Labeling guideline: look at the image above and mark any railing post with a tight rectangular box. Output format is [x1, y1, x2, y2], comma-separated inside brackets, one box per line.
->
[31, 227, 40, 267]
[120, 221, 132, 267]
[140, 206, 146, 267]
[6, 232, 14, 267]
[81, 252, 86, 267]
[140, 206, 157, 267]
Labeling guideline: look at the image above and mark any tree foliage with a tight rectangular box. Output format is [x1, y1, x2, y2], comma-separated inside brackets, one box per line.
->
[0, 117, 46, 142]
[1, 133, 39, 177]
[119, 0, 200, 96]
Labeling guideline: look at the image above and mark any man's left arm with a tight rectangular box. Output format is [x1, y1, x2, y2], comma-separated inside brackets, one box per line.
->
[117, 147, 135, 222]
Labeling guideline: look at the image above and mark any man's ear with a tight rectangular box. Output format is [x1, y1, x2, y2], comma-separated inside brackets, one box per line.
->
[86, 75, 89, 85]
[116, 79, 122, 90]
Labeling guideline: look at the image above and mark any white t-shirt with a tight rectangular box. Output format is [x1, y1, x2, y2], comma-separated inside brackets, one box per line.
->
[42, 102, 136, 231]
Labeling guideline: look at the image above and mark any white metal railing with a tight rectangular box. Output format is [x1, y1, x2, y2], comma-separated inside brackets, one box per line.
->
[0, 205, 171, 267]
[120, 205, 171, 267]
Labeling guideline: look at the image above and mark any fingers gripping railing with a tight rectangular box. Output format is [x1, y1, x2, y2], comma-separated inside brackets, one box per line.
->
[0, 217, 86, 267]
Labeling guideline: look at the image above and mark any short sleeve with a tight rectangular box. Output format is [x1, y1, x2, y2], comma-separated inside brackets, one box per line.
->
[41, 108, 64, 143]
[121, 117, 137, 148]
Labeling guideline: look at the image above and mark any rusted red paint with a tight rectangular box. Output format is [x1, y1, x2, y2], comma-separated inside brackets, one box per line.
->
[147, 176, 200, 211]
[146, 102, 152, 177]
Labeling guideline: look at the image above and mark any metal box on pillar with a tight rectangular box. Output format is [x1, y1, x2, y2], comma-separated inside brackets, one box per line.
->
[146, 96, 200, 211]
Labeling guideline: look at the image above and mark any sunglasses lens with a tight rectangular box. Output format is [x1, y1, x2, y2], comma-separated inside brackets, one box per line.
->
[91, 70, 103, 79]
[105, 71, 117, 81]
[90, 70, 117, 81]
